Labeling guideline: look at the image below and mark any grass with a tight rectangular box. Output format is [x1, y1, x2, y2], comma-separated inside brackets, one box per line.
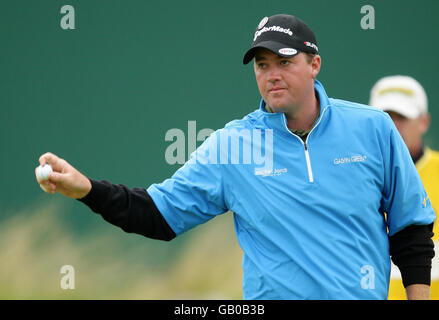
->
[0, 199, 243, 299]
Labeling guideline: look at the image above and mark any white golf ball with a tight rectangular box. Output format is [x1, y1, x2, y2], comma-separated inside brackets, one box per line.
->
[37, 164, 53, 181]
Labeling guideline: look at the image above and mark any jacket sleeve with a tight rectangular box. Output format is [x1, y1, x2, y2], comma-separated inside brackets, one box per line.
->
[147, 130, 228, 236]
[78, 179, 176, 241]
[379, 114, 436, 286]
[380, 114, 436, 235]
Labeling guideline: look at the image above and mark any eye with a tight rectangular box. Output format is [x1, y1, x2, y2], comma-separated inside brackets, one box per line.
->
[280, 60, 290, 66]
[257, 62, 267, 69]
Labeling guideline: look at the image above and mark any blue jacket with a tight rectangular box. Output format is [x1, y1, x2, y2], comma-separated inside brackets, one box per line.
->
[147, 80, 435, 299]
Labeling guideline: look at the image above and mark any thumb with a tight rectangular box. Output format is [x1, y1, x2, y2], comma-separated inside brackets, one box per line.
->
[49, 171, 67, 184]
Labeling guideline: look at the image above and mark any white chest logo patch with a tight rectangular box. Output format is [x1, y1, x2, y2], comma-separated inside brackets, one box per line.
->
[254, 167, 288, 177]
[334, 155, 367, 165]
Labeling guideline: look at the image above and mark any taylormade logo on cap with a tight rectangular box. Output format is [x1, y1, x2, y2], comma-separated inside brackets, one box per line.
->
[253, 26, 293, 41]
[257, 17, 269, 29]
[243, 14, 319, 65]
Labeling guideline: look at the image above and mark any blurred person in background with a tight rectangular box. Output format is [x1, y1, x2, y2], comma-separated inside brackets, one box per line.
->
[370, 75, 439, 299]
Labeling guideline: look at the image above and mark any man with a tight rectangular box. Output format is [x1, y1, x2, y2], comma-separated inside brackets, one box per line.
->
[35, 14, 435, 299]
[370, 75, 439, 299]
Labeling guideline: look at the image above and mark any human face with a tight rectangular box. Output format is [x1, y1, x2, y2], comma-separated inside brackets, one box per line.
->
[253, 48, 321, 114]
[386, 111, 430, 157]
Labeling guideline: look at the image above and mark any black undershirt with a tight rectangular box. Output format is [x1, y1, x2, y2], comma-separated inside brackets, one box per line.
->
[78, 179, 175, 241]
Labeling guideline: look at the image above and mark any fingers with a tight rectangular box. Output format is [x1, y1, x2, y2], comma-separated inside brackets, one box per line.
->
[36, 152, 89, 199]
[48, 171, 66, 184]
[39, 152, 65, 172]
[39, 152, 56, 166]
[39, 181, 56, 194]
[36, 171, 57, 193]
[36, 153, 64, 194]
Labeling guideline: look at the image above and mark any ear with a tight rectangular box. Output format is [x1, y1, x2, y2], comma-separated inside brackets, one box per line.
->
[419, 113, 430, 135]
[311, 55, 321, 79]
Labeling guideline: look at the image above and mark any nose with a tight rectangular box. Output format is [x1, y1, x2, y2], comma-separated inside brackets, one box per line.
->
[267, 66, 281, 82]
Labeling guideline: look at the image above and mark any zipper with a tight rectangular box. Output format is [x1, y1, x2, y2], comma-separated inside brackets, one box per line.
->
[303, 142, 314, 182]
[283, 107, 328, 183]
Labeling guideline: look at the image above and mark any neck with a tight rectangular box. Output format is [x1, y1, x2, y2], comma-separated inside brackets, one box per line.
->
[411, 144, 424, 164]
[285, 91, 320, 132]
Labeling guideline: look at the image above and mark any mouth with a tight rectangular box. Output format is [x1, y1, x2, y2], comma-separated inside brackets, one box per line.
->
[269, 88, 286, 93]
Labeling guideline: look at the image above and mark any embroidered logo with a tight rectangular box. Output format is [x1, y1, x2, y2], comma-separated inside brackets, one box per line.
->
[254, 26, 293, 41]
[279, 48, 297, 55]
[254, 167, 288, 177]
[257, 17, 268, 29]
[422, 195, 430, 208]
[334, 155, 367, 165]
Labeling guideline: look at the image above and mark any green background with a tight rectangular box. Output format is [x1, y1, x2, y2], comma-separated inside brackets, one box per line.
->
[1, 0, 438, 298]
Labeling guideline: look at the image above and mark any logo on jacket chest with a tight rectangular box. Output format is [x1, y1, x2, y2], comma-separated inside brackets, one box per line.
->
[254, 167, 288, 177]
[333, 154, 367, 165]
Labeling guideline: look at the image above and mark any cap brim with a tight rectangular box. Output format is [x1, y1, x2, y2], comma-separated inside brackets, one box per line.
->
[242, 40, 300, 65]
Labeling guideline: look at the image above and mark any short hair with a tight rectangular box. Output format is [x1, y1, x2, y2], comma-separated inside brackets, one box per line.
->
[305, 53, 316, 64]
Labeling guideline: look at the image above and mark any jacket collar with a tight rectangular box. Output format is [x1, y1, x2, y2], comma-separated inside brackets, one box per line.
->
[258, 79, 331, 135]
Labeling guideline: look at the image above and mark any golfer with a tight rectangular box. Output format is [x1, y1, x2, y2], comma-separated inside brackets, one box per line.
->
[35, 14, 435, 300]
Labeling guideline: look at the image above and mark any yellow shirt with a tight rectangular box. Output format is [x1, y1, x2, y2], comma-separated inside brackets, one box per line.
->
[388, 147, 439, 299]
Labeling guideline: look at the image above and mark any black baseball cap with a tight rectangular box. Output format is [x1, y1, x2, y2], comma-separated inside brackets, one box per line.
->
[243, 14, 318, 65]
